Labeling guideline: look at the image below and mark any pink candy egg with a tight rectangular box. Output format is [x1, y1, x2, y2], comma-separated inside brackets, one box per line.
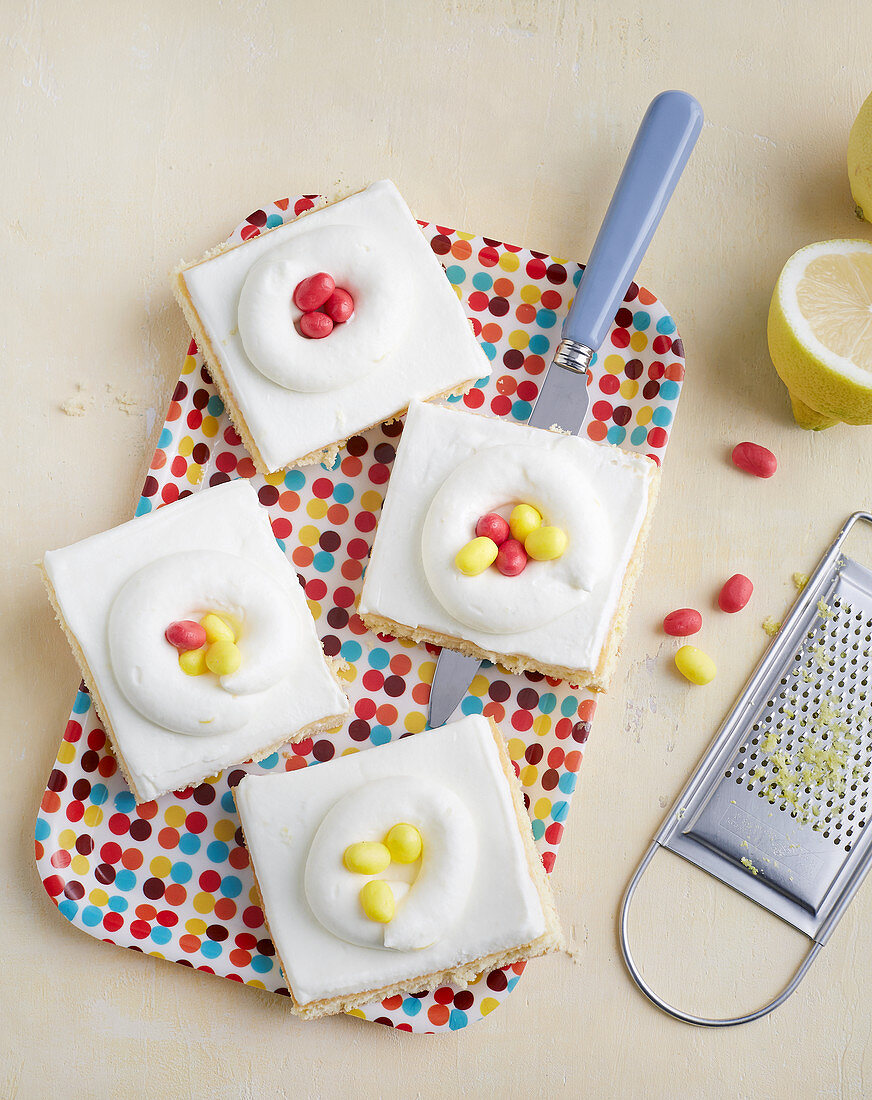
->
[323, 288, 355, 324]
[731, 441, 777, 479]
[299, 311, 334, 339]
[293, 272, 335, 312]
[663, 608, 702, 636]
[165, 620, 207, 651]
[718, 573, 753, 613]
[475, 512, 510, 546]
[496, 538, 528, 576]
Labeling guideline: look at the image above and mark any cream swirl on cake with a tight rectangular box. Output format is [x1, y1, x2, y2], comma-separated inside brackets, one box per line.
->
[304, 776, 477, 951]
[421, 441, 613, 634]
[236, 224, 415, 393]
[107, 550, 298, 737]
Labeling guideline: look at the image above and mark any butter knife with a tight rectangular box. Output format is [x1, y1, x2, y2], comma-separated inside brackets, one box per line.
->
[428, 90, 703, 728]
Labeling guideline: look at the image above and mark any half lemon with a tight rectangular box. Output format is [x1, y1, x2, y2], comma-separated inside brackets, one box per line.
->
[768, 239, 872, 429]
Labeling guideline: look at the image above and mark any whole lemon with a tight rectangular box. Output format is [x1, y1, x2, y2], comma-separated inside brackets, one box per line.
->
[848, 90, 872, 221]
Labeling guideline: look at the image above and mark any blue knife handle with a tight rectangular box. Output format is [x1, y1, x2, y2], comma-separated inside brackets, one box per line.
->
[563, 90, 703, 353]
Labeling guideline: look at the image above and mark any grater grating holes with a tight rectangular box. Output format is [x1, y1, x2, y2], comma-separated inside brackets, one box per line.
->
[724, 596, 872, 851]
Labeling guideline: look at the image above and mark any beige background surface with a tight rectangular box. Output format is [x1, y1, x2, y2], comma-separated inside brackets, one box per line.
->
[3, 1, 872, 1096]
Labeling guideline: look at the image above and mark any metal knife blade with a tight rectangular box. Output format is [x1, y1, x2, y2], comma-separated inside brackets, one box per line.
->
[527, 350, 592, 432]
[427, 90, 703, 728]
[427, 649, 483, 729]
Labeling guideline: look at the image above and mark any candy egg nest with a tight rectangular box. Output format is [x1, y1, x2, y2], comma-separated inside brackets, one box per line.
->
[455, 503, 569, 579]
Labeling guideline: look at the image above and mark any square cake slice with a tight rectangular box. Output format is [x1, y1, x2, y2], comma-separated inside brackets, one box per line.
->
[173, 180, 491, 474]
[235, 715, 562, 1018]
[41, 480, 349, 803]
[359, 400, 659, 691]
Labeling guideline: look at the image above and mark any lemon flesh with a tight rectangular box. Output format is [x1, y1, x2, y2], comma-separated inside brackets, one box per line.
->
[767, 240, 872, 429]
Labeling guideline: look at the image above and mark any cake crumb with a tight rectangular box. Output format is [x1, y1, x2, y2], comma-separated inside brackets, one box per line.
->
[61, 395, 88, 417]
[762, 617, 781, 637]
[105, 382, 140, 415]
[60, 381, 91, 417]
[113, 392, 139, 415]
[62, 382, 141, 417]
[793, 572, 809, 592]
[740, 857, 760, 876]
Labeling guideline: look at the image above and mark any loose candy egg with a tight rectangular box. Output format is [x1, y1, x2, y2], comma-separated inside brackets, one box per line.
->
[663, 608, 703, 636]
[344, 841, 391, 875]
[360, 879, 395, 923]
[675, 644, 717, 685]
[731, 441, 777, 478]
[205, 640, 242, 676]
[179, 647, 208, 676]
[323, 287, 355, 323]
[496, 538, 528, 576]
[299, 310, 334, 339]
[165, 619, 207, 651]
[293, 272, 335, 312]
[455, 536, 499, 576]
[200, 613, 236, 644]
[525, 526, 568, 561]
[384, 823, 423, 864]
[509, 503, 542, 542]
[718, 573, 753, 613]
[475, 512, 510, 546]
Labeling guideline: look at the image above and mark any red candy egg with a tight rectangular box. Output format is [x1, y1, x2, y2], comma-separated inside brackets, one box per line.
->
[719, 573, 753, 613]
[475, 512, 510, 546]
[663, 608, 702, 636]
[496, 538, 528, 576]
[293, 272, 335, 312]
[731, 441, 777, 479]
[299, 311, 334, 339]
[323, 288, 355, 324]
[165, 620, 207, 651]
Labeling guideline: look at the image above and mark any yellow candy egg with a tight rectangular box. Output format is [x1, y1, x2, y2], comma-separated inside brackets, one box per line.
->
[205, 640, 242, 676]
[200, 613, 236, 644]
[343, 841, 391, 875]
[221, 612, 244, 638]
[455, 536, 499, 576]
[509, 503, 542, 542]
[525, 525, 568, 561]
[178, 647, 208, 676]
[675, 644, 717, 686]
[384, 823, 422, 864]
[360, 879, 395, 923]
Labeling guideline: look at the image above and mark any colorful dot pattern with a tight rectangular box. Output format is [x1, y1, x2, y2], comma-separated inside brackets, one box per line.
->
[34, 196, 684, 1034]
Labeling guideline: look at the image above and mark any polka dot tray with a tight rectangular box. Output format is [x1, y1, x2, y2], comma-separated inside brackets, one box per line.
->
[35, 194, 685, 1033]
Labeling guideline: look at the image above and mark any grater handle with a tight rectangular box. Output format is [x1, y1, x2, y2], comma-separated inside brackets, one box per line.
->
[618, 842, 823, 1027]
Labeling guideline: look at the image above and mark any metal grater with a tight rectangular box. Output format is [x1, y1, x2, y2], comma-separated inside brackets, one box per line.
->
[620, 511, 872, 1027]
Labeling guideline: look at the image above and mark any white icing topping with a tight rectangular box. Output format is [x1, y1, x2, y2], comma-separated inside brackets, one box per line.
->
[234, 717, 546, 1007]
[359, 401, 654, 676]
[107, 550, 299, 737]
[181, 181, 490, 472]
[237, 224, 415, 393]
[421, 443, 611, 634]
[43, 481, 349, 800]
[304, 776, 476, 951]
